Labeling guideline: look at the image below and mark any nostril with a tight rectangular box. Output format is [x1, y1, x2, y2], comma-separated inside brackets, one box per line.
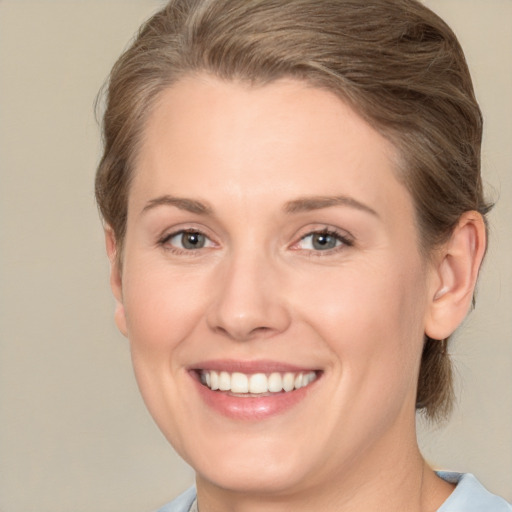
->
[250, 326, 272, 335]
[213, 326, 229, 337]
[212, 324, 275, 341]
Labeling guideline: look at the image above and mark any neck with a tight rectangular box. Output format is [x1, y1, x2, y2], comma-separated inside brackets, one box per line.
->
[195, 411, 454, 512]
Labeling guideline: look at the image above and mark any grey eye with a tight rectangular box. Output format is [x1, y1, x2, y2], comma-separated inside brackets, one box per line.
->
[311, 233, 339, 250]
[297, 232, 343, 251]
[168, 231, 209, 250]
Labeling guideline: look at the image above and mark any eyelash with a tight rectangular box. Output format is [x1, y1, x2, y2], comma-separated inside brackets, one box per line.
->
[158, 227, 353, 256]
[293, 228, 353, 255]
[158, 229, 216, 256]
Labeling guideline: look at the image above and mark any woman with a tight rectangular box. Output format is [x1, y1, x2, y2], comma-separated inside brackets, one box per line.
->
[95, 0, 511, 510]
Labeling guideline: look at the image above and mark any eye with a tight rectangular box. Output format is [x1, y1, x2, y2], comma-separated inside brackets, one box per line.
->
[296, 230, 351, 252]
[161, 230, 214, 251]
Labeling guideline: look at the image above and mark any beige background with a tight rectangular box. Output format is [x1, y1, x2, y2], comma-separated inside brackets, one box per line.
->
[0, 1, 510, 511]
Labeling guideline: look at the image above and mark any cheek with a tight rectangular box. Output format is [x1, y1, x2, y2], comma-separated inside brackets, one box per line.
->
[119, 259, 212, 449]
[122, 260, 209, 352]
[294, 257, 427, 382]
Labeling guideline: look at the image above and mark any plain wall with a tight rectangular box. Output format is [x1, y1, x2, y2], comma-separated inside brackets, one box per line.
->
[0, 1, 510, 511]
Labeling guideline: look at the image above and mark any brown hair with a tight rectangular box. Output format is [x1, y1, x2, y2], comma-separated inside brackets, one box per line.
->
[95, 0, 491, 420]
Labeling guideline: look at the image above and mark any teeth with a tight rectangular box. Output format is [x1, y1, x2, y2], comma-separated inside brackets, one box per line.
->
[283, 372, 295, 392]
[249, 373, 267, 394]
[268, 372, 283, 392]
[219, 371, 231, 391]
[210, 370, 219, 390]
[231, 372, 249, 393]
[199, 370, 317, 394]
[304, 372, 315, 386]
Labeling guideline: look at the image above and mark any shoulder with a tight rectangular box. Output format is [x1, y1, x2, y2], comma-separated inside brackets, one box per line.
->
[154, 487, 197, 512]
[437, 472, 512, 511]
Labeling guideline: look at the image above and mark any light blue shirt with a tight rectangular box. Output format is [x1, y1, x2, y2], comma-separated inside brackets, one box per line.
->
[436, 472, 511, 511]
[156, 473, 512, 512]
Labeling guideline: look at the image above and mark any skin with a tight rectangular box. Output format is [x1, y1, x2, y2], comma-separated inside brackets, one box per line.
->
[107, 76, 486, 511]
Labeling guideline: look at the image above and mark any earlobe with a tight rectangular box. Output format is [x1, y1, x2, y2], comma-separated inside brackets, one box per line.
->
[104, 227, 128, 337]
[424, 211, 487, 341]
[114, 302, 128, 338]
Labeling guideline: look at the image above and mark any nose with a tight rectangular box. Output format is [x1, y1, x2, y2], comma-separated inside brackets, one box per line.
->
[206, 250, 291, 342]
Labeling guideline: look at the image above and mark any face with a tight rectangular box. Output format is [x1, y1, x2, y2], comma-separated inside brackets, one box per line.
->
[112, 76, 438, 498]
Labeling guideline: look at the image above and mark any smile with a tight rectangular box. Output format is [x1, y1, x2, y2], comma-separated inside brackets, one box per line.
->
[199, 370, 318, 395]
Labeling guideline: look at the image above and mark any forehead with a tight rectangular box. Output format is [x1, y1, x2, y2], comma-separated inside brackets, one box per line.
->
[131, 75, 413, 223]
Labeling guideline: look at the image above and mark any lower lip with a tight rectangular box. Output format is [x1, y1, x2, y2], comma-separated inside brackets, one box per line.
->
[191, 373, 319, 421]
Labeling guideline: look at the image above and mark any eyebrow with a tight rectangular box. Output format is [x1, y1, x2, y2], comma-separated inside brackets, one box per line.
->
[141, 195, 213, 216]
[284, 195, 379, 217]
[141, 194, 378, 218]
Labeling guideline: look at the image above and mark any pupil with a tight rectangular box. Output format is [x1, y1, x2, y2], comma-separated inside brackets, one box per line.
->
[182, 232, 205, 249]
[312, 233, 336, 250]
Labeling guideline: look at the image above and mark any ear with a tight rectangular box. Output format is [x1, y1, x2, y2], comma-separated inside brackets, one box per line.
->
[424, 211, 487, 341]
[105, 227, 128, 337]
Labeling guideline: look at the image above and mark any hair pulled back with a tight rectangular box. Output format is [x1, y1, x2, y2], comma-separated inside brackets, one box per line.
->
[95, 0, 491, 420]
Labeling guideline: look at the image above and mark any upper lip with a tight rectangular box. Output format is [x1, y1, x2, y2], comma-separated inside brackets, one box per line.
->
[190, 359, 320, 374]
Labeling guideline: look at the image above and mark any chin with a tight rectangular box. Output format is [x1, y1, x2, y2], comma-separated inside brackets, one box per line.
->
[196, 457, 312, 497]
[174, 427, 317, 496]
